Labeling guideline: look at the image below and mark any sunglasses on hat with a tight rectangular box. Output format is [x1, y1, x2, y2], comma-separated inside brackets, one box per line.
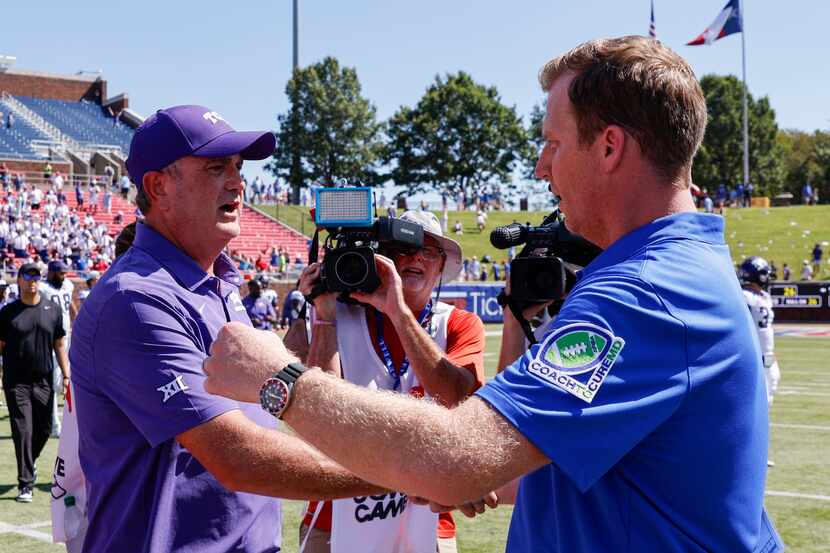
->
[21, 272, 42, 282]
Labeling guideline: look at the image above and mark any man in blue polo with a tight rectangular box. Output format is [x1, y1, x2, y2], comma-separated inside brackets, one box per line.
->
[203, 37, 784, 552]
[69, 105, 380, 553]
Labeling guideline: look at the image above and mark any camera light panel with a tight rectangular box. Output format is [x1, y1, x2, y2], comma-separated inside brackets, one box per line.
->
[314, 187, 374, 227]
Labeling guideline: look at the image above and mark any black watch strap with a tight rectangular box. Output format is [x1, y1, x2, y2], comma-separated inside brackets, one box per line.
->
[275, 362, 310, 385]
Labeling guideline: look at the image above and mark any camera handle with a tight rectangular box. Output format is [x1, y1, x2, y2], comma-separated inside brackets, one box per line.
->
[298, 228, 324, 317]
[497, 290, 539, 345]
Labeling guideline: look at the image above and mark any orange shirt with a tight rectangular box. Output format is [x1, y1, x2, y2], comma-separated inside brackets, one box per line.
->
[303, 306, 485, 537]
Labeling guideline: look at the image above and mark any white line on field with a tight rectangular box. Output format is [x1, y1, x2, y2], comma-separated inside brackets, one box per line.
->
[766, 490, 830, 502]
[0, 520, 54, 543]
[485, 330, 503, 337]
[777, 390, 830, 397]
[782, 371, 830, 376]
[772, 423, 830, 431]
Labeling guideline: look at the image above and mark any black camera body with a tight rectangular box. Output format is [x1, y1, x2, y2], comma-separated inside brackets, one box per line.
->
[321, 217, 424, 294]
[491, 210, 602, 305]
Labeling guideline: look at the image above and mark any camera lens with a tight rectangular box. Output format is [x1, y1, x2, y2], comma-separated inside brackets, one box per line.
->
[335, 251, 370, 287]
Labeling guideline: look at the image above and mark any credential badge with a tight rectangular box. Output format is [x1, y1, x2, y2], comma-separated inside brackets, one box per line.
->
[528, 322, 625, 404]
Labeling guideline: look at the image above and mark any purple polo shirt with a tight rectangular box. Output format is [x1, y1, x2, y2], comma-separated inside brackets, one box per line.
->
[242, 294, 276, 330]
[70, 223, 281, 553]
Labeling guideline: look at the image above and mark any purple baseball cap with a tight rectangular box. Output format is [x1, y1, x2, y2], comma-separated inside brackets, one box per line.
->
[126, 105, 276, 189]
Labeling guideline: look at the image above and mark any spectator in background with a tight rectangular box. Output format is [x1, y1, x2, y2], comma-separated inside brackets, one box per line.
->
[6, 113, 13, 129]
[43, 163, 53, 182]
[12, 232, 29, 259]
[702, 192, 714, 213]
[782, 263, 791, 281]
[76, 271, 100, 306]
[243, 279, 277, 331]
[453, 220, 463, 235]
[493, 260, 501, 281]
[769, 260, 778, 281]
[102, 187, 112, 214]
[30, 187, 43, 211]
[258, 276, 279, 312]
[281, 283, 306, 329]
[801, 260, 813, 281]
[476, 209, 486, 232]
[812, 243, 823, 278]
[89, 183, 99, 215]
[74, 182, 84, 211]
[469, 256, 481, 281]
[119, 174, 131, 200]
[104, 165, 115, 188]
[802, 182, 813, 205]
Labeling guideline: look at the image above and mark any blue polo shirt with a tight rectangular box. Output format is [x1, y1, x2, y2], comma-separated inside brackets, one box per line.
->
[70, 223, 281, 553]
[477, 212, 783, 552]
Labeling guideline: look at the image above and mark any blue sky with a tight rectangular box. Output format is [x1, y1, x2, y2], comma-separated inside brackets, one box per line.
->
[2, 0, 827, 187]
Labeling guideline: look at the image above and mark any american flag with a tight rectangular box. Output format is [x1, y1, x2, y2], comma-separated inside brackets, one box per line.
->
[649, 0, 657, 38]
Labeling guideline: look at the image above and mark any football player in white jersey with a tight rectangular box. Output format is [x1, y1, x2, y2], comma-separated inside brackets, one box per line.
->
[739, 256, 780, 467]
[40, 260, 77, 437]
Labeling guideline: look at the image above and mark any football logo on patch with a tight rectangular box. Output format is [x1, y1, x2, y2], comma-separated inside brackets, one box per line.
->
[528, 323, 625, 404]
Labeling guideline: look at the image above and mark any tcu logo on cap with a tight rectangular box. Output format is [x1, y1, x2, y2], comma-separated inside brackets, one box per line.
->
[202, 111, 225, 125]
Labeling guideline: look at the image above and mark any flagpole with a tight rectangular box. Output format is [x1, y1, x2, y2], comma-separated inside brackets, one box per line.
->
[740, 0, 749, 188]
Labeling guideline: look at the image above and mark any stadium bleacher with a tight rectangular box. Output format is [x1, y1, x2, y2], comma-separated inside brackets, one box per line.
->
[0, 114, 50, 159]
[14, 96, 132, 152]
[0, 65, 308, 270]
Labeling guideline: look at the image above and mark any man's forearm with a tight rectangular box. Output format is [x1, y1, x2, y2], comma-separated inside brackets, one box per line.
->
[307, 324, 340, 377]
[229, 427, 382, 500]
[54, 341, 69, 377]
[390, 308, 475, 406]
[283, 369, 545, 506]
[498, 309, 528, 374]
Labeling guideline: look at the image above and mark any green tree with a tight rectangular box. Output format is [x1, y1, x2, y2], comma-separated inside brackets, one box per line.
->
[524, 101, 546, 179]
[693, 75, 785, 196]
[268, 57, 384, 203]
[384, 72, 532, 199]
[778, 129, 830, 203]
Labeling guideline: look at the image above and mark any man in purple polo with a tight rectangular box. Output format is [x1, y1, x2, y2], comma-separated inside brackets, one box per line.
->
[70, 106, 378, 553]
[243, 278, 278, 330]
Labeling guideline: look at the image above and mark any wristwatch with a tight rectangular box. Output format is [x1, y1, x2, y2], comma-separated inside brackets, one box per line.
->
[259, 362, 311, 419]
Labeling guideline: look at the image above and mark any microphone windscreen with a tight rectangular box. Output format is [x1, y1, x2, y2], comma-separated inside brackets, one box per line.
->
[490, 224, 525, 249]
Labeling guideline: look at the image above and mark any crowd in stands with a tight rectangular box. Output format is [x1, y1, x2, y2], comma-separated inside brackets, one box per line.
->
[0, 166, 127, 275]
[242, 175, 312, 206]
[229, 244, 306, 277]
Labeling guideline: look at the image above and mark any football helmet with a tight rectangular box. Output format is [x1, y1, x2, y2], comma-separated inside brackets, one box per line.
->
[739, 256, 771, 288]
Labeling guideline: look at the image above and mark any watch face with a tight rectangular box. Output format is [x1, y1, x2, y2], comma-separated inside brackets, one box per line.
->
[261, 379, 290, 416]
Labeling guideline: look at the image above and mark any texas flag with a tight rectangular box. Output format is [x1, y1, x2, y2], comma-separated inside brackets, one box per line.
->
[687, 0, 743, 45]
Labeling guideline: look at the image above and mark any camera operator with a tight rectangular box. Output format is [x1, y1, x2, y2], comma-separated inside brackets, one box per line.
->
[205, 36, 783, 552]
[296, 210, 485, 553]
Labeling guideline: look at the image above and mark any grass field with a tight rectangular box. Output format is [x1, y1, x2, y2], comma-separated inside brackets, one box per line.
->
[0, 329, 827, 551]
[260, 204, 830, 276]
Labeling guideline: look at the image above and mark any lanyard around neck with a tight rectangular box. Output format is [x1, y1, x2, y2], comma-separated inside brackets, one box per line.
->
[375, 302, 432, 391]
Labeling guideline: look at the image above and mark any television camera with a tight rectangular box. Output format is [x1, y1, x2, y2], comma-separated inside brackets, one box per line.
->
[311, 186, 423, 296]
[490, 209, 602, 342]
